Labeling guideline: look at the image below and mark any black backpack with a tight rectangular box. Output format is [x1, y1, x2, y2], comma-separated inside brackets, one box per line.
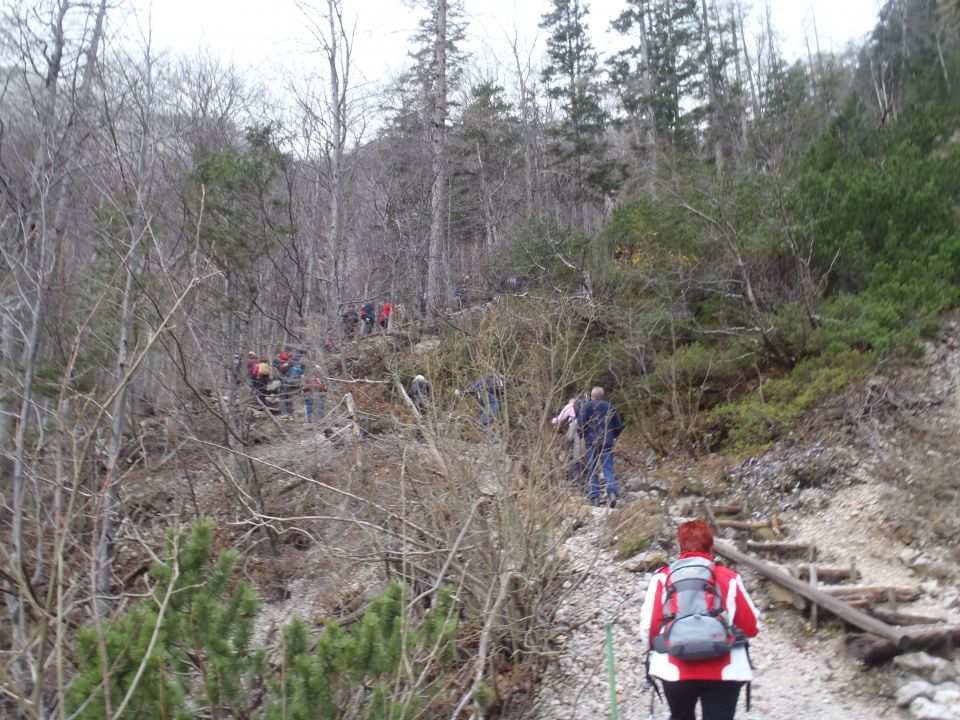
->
[651, 557, 743, 662]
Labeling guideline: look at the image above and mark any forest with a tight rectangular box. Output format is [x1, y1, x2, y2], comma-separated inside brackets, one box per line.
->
[2, 0, 960, 717]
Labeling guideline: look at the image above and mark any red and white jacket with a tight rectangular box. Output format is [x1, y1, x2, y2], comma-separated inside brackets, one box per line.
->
[640, 552, 761, 682]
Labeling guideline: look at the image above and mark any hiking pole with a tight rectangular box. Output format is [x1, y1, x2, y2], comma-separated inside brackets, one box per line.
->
[605, 623, 620, 720]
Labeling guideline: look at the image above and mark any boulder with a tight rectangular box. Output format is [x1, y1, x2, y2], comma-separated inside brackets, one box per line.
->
[933, 688, 960, 708]
[413, 337, 441, 355]
[934, 662, 959, 685]
[909, 697, 959, 720]
[896, 653, 952, 682]
[898, 680, 935, 708]
[621, 551, 668, 573]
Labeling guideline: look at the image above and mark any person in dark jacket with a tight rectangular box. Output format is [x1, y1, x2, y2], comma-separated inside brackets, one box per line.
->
[456, 374, 503, 426]
[577, 386, 624, 506]
[342, 305, 359, 338]
[360, 301, 376, 336]
[408, 374, 431, 415]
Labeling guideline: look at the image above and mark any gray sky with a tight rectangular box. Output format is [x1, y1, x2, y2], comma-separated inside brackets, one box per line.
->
[122, 0, 882, 87]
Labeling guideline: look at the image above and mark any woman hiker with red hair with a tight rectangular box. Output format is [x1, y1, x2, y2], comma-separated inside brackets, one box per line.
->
[640, 520, 761, 720]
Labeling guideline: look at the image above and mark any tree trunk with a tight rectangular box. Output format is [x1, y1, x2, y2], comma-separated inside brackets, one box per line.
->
[327, 0, 346, 329]
[426, 0, 448, 316]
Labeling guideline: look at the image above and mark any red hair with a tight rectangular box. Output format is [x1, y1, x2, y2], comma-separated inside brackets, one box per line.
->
[678, 520, 714, 554]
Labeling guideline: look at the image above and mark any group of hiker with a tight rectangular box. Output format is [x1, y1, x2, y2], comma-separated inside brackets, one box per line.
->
[551, 386, 625, 507]
[244, 349, 328, 421]
[244, 348, 758, 718]
[342, 300, 392, 339]
[403, 377, 758, 718]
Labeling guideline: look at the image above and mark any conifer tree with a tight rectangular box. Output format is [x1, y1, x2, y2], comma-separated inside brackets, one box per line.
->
[610, 0, 704, 148]
[67, 520, 262, 719]
[540, 0, 617, 220]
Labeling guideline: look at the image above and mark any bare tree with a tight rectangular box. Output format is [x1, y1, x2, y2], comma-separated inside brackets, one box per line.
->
[426, 0, 449, 316]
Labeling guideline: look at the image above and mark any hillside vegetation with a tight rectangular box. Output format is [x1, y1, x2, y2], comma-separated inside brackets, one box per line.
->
[2, 0, 960, 718]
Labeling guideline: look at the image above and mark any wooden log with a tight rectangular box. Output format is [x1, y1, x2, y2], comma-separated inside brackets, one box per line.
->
[718, 519, 771, 531]
[809, 564, 819, 630]
[745, 541, 812, 555]
[718, 540, 960, 653]
[899, 624, 960, 651]
[819, 585, 922, 602]
[868, 609, 948, 627]
[845, 634, 898, 665]
[795, 564, 860, 583]
[711, 504, 743, 516]
[713, 539, 906, 645]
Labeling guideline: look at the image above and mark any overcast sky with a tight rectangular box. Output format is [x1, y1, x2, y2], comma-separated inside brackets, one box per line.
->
[120, 0, 883, 88]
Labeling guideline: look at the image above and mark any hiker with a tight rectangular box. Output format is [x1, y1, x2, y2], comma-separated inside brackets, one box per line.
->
[323, 328, 336, 353]
[278, 355, 301, 417]
[552, 392, 588, 488]
[408, 374, 431, 415]
[342, 304, 359, 338]
[305, 366, 328, 422]
[273, 349, 291, 377]
[641, 520, 760, 720]
[246, 351, 260, 391]
[379, 301, 392, 331]
[360, 300, 376, 336]
[256, 356, 272, 405]
[456, 374, 503, 427]
[577, 386, 624, 506]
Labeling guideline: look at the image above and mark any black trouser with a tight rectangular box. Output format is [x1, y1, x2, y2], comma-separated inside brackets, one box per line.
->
[661, 680, 743, 720]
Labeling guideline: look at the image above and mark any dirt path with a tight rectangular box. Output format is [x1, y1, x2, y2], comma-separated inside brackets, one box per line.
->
[530, 321, 960, 719]
[528, 503, 899, 719]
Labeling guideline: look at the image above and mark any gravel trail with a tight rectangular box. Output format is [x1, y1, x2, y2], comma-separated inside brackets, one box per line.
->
[529, 505, 899, 720]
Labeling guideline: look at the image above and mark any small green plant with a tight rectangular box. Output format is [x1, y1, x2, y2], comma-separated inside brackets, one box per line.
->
[616, 536, 651, 560]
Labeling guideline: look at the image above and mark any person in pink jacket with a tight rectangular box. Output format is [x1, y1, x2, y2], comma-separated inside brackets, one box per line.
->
[640, 520, 761, 720]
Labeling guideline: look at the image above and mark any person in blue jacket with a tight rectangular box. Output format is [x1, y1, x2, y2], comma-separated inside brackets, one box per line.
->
[456, 374, 504, 426]
[577, 386, 625, 507]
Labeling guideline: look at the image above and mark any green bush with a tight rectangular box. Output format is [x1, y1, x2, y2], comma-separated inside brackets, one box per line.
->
[67, 522, 459, 720]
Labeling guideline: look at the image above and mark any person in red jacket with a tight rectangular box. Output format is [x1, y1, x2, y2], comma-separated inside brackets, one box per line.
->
[640, 520, 760, 720]
[379, 301, 391, 330]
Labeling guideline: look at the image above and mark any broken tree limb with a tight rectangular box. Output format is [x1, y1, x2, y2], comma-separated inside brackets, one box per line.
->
[868, 609, 948, 627]
[716, 539, 960, 652]
[717, 519, 774, 531]
[795, 564, 860, 583]
[710, 504, 743, 516]
[745, 541, 813, 554]
[818, 585, 922, 602]
[714, 539, 904, 644]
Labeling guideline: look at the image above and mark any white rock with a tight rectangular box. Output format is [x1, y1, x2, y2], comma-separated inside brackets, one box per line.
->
[934, 688, 960, 706]
[896, 653, 952, 681]
[909, 697, 960, 720]
[899, 680, 936, 707]
[934, 663, 959, 684]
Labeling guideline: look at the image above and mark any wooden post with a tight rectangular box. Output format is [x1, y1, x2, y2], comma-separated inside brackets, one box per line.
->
[344, 392, 363, 475]
[809, 564, 819, 630]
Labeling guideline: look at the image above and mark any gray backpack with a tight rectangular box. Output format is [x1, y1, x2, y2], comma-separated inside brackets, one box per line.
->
[650, 557, 742, 662]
